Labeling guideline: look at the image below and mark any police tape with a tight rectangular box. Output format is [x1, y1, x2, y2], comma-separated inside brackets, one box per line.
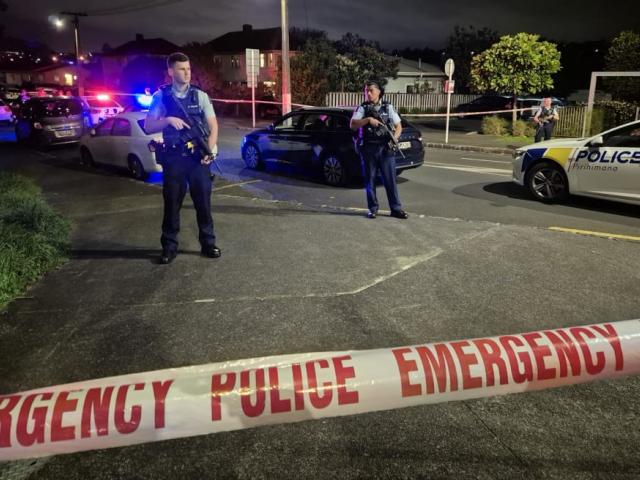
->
[1, 320, 638, 460]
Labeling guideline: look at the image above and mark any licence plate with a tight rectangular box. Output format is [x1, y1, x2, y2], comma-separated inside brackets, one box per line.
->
[55, 129, 74, 138]
[398, 141, 411, 150]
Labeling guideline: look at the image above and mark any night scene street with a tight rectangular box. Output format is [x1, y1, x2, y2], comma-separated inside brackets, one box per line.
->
[1, 1, 639, 479]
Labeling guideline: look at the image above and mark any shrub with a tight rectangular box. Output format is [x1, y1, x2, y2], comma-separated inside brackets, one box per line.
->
[511, 119, 536, 137]
[481, 115, 509, 135]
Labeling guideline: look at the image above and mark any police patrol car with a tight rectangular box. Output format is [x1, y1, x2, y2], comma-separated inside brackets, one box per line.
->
[512, 120, 640, 205]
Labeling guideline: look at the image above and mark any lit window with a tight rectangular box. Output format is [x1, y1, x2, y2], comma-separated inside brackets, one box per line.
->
[260, 53, 265, 68]
[268, 53, 273, 66]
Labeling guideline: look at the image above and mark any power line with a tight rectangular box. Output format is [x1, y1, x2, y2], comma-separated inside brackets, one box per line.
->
[66, 0, 183, 17]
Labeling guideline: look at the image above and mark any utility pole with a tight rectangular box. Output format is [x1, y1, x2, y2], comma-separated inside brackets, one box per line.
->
[280, 0, 291, 115]
[60, 11, 87, 96]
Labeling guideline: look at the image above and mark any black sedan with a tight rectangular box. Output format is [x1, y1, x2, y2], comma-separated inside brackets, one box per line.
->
[241, 107, 425, 186]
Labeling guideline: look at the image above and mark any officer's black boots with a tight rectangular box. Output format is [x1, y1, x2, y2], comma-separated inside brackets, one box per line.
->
[390, 209, 409, 219]
[201, 245, 222, 258]
[159, 250, 177, 265]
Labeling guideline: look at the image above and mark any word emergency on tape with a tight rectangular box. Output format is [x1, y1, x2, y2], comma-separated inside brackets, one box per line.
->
[1, 320, 639, 460]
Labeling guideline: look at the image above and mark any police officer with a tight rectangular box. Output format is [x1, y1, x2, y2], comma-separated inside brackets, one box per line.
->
[350, 81, 408, 219]
[533, 97, 560, 143]
[145, 52, 221, 264]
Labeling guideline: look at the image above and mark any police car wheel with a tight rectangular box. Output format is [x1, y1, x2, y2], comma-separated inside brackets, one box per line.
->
[242, 143, 263, 170]
[322, 154, 347, 186]
[80, 147, 94, 167]
[526, 162, 568, 203]
[128, 156, 147, 181]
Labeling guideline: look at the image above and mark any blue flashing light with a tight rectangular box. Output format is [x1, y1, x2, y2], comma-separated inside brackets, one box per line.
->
[136, 94, 153, 108]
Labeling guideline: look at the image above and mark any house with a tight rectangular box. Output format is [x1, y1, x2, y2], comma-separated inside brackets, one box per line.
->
[384, 56, 446, 94]
[100, 34, 179, 90]
[206, 24, 300, 92]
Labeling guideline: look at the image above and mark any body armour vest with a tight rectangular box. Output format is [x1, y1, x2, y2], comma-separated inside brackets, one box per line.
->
[161, 85, 207, 147]
[359, 101, 394, 144]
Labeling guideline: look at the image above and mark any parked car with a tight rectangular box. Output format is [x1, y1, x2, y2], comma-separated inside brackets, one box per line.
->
[456, 95, 566, 120]
[14, 97, 84, 147]
[455, 95, 514, 118]
[0, 98, 15, 126]
[241, 107, 425, 186]
[80, 94, 124, 127]
[79, 111, 163, 180]
[512, 120, 640, 205]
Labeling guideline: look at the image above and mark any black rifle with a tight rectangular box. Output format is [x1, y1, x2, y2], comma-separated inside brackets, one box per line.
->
[171, 94, 223, 176]
[367, 108, 406, 159]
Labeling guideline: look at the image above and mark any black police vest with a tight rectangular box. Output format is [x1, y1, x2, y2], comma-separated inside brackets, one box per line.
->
[161, 85, 207, 147]
[360, 101, 393, 144]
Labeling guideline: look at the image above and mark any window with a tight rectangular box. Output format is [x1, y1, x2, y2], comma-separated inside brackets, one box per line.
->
[33, 99, 82, 117]
[111, 119, 131, 137]
[302, 113, 330, 131]
[330, 115, 350, 131]
[213, 56, 221, 66]
[268, 53, 274, 67]
[230, 56, 240, 68]
[603, 123, 640, 148]
[260, 53, 265, 68]
[95, 118, 115, 136]
[137, 119, 150, 135]
[274, 113, 303, 131]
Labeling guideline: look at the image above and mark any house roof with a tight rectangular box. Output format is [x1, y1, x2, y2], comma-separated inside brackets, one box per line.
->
[102, 36, 179, 57]
[207, 25, 305, 53]
[207, 26, 282, 52]
[387, 56, 445, 76]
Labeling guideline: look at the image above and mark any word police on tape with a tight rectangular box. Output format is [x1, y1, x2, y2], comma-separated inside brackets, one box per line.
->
[1, 320, 639, 460]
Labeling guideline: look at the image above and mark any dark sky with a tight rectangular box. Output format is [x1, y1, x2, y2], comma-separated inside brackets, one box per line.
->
[3, 0, 638, 53]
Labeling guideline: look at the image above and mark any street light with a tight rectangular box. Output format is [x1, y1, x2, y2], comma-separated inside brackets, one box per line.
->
[280, 0, 291, 115]
[49, 11, 87, 96]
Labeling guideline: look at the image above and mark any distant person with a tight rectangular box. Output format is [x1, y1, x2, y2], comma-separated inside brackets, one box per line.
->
[144, 52, 220, 265]
[350, 80, 408, 219]
[533, 97, 560, 142]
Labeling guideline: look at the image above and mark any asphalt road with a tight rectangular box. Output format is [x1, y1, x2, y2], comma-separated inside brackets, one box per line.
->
[0, 122, 639, 479]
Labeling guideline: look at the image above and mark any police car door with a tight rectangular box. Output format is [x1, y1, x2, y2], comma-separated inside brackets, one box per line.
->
[573, 123, 640, 200]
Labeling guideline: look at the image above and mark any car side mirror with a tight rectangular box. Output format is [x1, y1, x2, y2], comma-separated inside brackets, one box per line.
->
[589, 135, 604, 148]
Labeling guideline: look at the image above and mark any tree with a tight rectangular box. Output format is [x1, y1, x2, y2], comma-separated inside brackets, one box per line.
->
[332, 33, 399, 92]
[471, 33, 561, 127]
[604, 30, 640, 102]
[290, 37, 337, 106]
[445, 25, 498, 93]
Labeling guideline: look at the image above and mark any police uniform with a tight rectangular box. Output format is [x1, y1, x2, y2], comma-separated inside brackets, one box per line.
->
[147, 84, 218, 258]
[352, 100, 405, 217]
[534, 105, 559, 142]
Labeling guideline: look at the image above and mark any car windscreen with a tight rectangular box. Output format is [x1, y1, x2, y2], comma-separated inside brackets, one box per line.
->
[32, 99, 83, 117]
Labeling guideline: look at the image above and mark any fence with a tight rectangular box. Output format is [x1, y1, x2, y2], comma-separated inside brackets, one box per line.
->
[554, 106, 586, 137]
[324, 92, 480, 111]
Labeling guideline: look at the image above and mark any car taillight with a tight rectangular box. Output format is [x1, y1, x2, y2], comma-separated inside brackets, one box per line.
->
[33, 122, 43, 129]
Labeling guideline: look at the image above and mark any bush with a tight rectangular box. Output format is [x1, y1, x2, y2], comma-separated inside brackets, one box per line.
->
[410, 107, 423, 114]
[511, 119, 536, 137]
[398, 106, 409, 115]
[425, 107, 435, 114]
[0, 172, 70, 309]
[481, 115, 509, 135]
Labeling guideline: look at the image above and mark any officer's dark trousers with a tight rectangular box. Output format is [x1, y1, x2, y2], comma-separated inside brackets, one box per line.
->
[360, 143, 402, 212]
[161, 152, 215, 253]
[535, 122, 554, 142]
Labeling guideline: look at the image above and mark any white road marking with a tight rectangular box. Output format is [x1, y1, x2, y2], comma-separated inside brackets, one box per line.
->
[423, 161, 511, 177]
[460, 157, 512, 165]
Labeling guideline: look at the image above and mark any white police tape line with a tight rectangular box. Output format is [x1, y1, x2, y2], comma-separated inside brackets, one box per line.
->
[1, 320, 638, 460]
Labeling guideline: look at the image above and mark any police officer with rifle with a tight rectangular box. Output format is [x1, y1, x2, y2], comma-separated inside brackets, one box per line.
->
[145, 52, 221, 265]
[350, 81, 408, 219]
[533, 97, 560, 143]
